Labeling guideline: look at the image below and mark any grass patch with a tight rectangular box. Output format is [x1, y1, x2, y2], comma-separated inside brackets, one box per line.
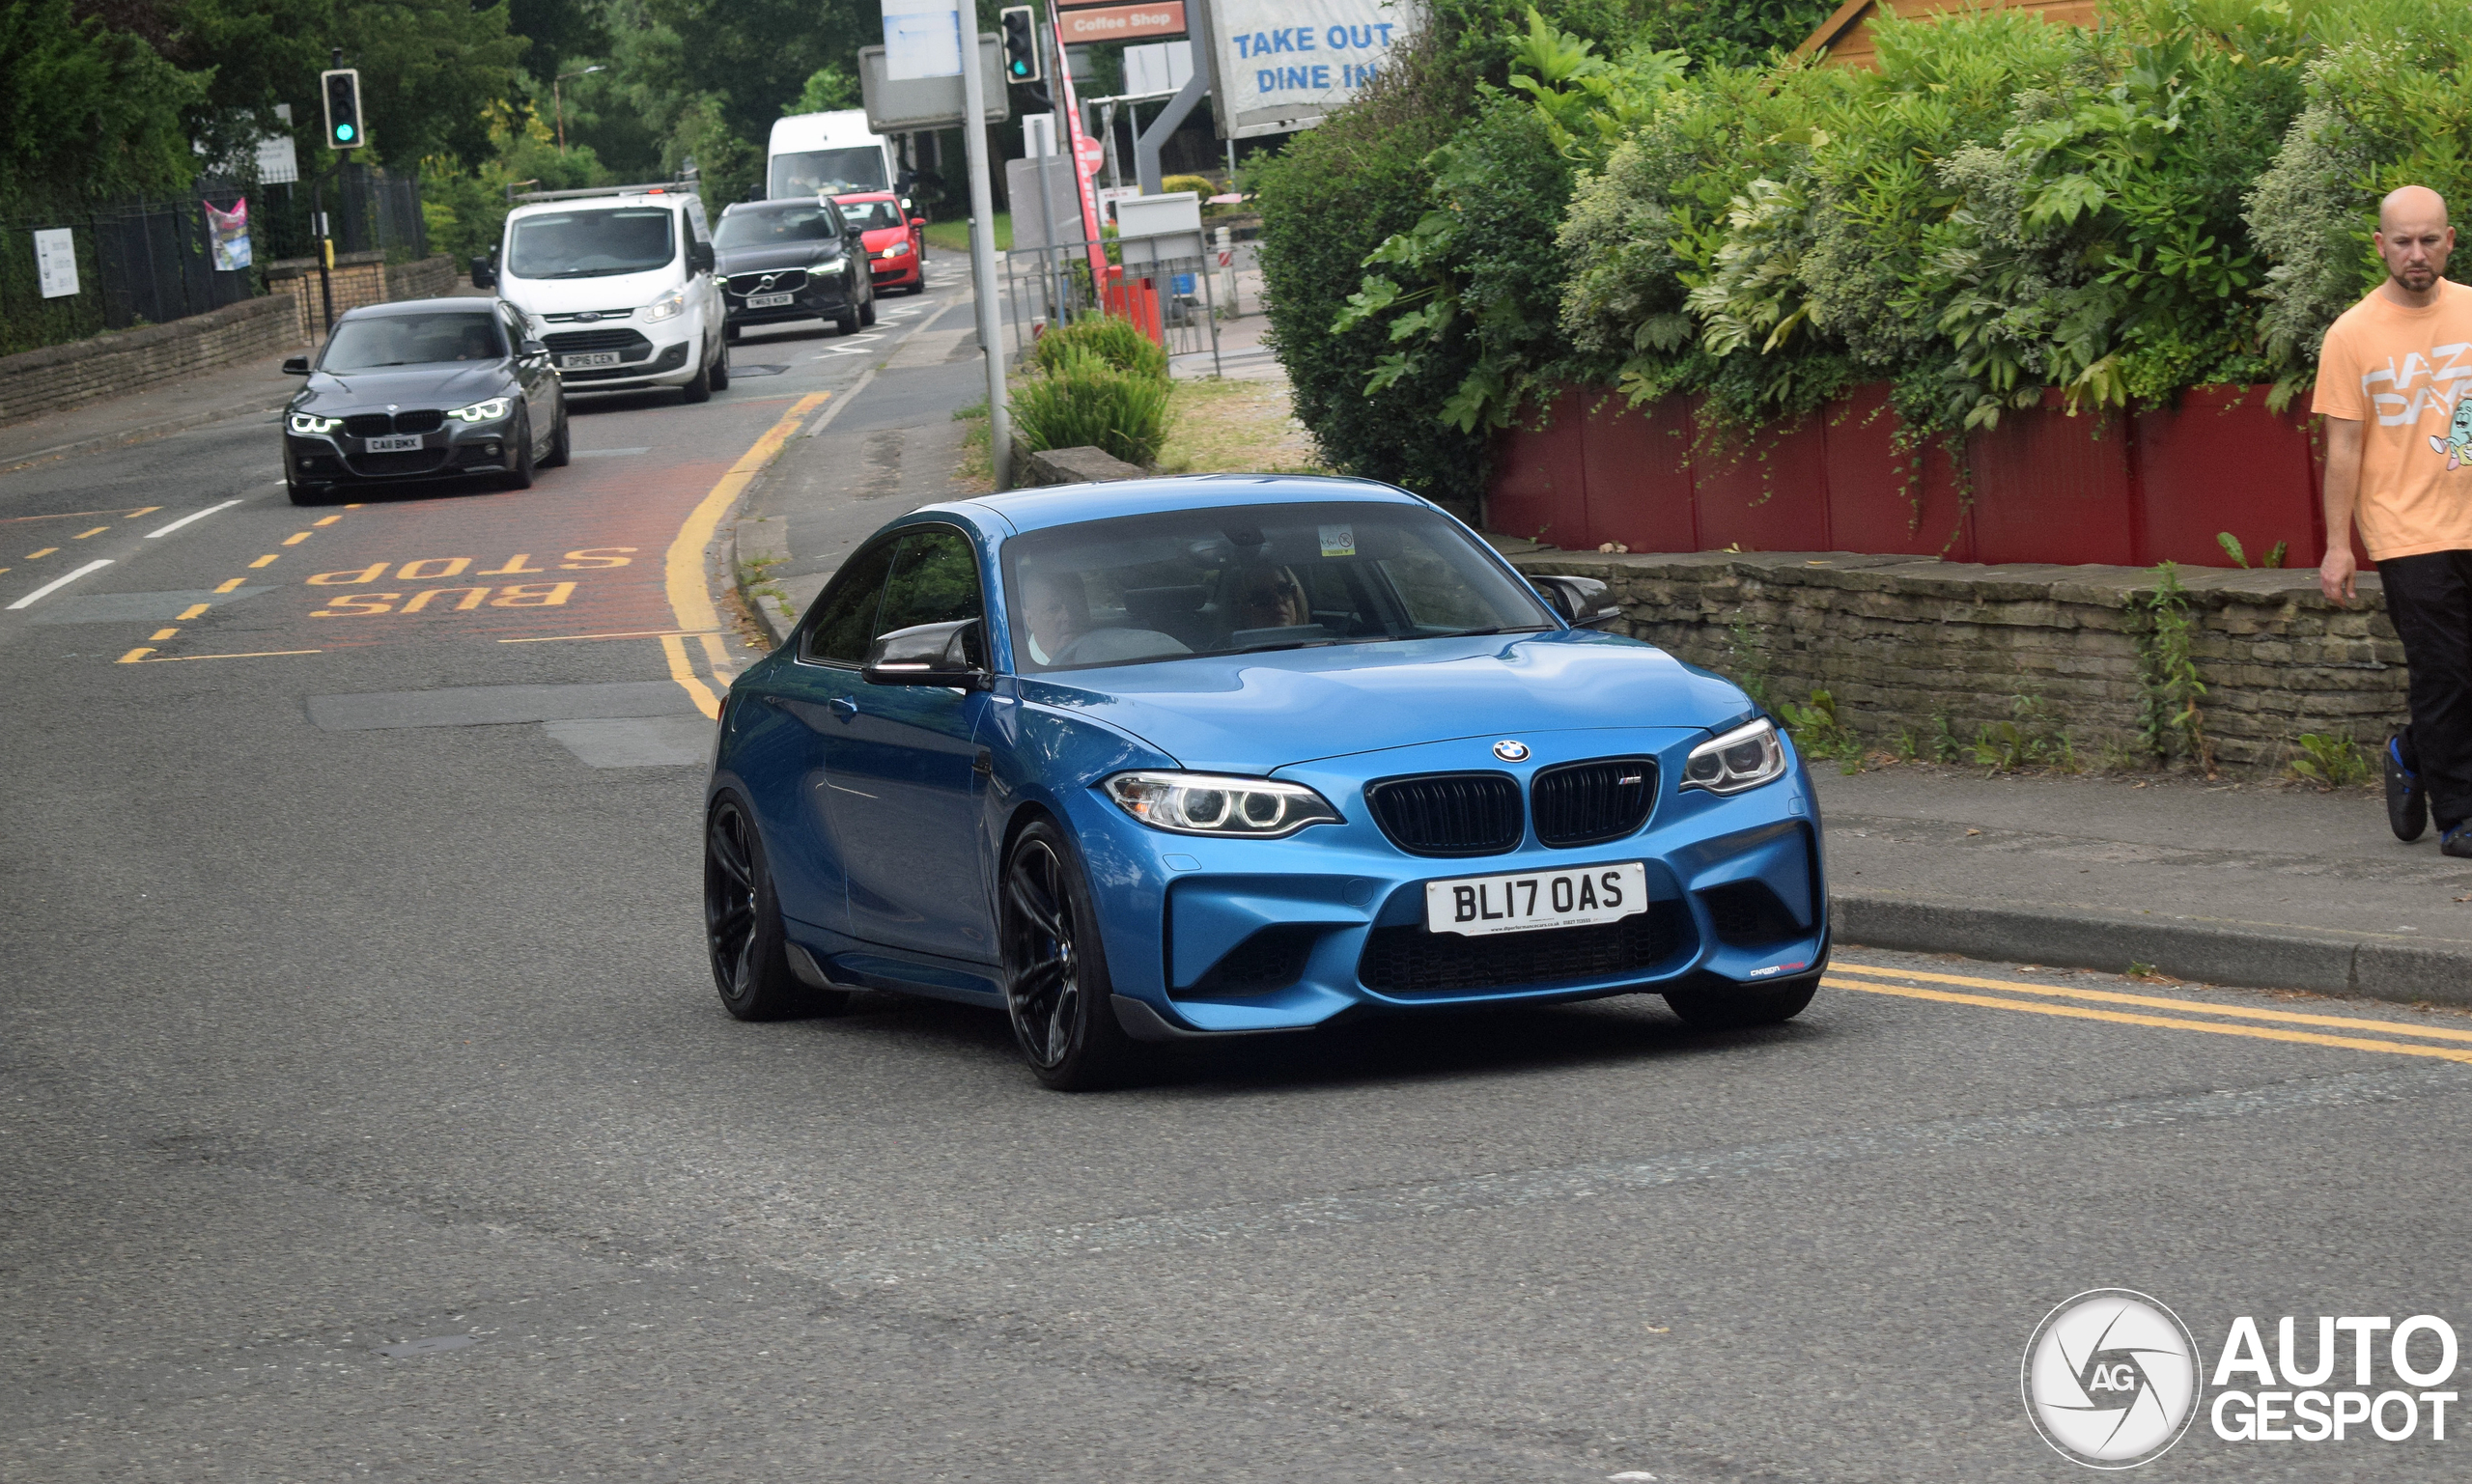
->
[923, 213, 1009, 254]
[954, 399, 992, 490]
[1153, 377, 1326, 475]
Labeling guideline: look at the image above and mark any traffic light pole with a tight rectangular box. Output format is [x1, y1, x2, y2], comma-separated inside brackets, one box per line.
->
[959, 28, 1011, 490]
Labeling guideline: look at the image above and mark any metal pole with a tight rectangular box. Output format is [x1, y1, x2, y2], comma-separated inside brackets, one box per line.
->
[958, 26, 1011, 490]
[1135, 70, 1208, 196]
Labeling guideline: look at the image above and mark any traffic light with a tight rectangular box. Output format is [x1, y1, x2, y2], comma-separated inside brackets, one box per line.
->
[321, 68, 364, 150]
[999, 7, 1042, 85]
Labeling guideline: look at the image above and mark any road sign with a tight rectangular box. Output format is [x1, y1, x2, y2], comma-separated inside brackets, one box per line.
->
[1055, 3, 1188, 43]
[857, 37, 1013, 130]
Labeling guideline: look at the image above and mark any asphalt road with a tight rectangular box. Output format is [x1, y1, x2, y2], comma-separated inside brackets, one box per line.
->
[5, 272, 2470, 1482]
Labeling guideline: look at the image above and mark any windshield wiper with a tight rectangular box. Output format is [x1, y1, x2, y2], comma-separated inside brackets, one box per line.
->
[1434, 625, 1552, 639]
[539, 266, 657, 279]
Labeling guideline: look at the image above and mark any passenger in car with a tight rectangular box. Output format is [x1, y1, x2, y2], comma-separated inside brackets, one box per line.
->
[1229, 566, 1309, 630]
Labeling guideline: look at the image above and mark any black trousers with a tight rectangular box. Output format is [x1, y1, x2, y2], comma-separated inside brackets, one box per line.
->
[2378, 548, 2472, 832]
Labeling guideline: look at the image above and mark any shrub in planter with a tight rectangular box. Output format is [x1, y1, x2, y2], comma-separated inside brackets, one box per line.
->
[1033, 313, 1168, 382]
[1009, 349, 1171, 467]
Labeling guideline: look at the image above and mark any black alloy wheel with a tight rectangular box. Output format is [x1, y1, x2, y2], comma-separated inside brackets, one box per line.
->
[681, 354, 713, 404]
[709, 344, 730, 392]
[999, 820, 1139, 1090]
[859, 294, 877, 327]
[703, 794, 849, 1021]
[834, 306, 860, 335]
[540, 398, 571, 468]
[724, 322, 742, 343]
[500, 409, 536, 490]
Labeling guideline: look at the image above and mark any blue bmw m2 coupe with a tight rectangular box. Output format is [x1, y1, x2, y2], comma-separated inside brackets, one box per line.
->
[704, 476, 1827, 1088]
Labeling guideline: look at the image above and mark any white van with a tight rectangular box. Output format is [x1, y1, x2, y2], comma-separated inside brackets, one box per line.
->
[474, 183, 729, 403]
[768, 111, 898, 200]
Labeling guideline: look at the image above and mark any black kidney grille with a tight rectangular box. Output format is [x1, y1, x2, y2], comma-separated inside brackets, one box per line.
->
[1531, 757, 1658, 848]
[1357, 903, 1682, 994]
[543, 327, 653, 355]
[343, 413, 394, 436]
[1364, 772, 1523, 856]
[392, 408, 445, 434]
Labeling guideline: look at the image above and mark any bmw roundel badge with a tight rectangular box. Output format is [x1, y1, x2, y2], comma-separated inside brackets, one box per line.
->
[1493, 740, 1531, 762]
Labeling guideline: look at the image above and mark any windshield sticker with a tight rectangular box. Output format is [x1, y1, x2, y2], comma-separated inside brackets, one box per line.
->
[1319, 524, 1356, 558]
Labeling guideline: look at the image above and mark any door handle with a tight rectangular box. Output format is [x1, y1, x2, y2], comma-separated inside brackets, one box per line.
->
[972, 747, 993, 777]
[829, 696, 858, 721]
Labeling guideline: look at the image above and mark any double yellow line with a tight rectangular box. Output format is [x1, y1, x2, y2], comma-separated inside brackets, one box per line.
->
[658, 390, 830, 716]
[1826, 962, 2472, 1065]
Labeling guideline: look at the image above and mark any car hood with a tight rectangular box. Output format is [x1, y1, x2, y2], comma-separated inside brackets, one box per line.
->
[1015, 631, 1752, 773]
[290, 362, 517, 412]
[858, 227, 907, 250]
[717, 243, 847, 276]
[498, 267, 678, 317]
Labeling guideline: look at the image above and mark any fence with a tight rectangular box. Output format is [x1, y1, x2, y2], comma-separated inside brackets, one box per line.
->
[1000, 242, 1222, 376]
[0, 166, 428, 359]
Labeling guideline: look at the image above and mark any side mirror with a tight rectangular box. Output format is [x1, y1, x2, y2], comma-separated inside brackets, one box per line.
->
[281, 354, 310, 375]
[519, 338, 548, 357]
[910, 217, 926, 231]
[470, 251, 496, 290]
[863, 619, 990, 688]
[688, 239, 716, 272]
[1531, 574, 1623, 630]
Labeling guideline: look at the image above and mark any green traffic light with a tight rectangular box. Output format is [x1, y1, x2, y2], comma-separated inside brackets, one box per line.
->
[336, 124, 355, 142]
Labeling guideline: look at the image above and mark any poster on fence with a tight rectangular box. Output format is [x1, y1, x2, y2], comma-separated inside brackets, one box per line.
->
[205, 199, 252, 271]
[1198, 0, 1420, 139]
[33, 228, 77, 298]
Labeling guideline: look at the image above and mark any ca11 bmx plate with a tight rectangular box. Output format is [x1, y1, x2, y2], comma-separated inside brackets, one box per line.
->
[362, 434, 423, 453]
[1423, 861, 1647, 938]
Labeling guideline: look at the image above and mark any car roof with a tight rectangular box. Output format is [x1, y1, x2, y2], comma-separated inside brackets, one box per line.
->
[923, 475, 1425, 537]
[335, 297, 501, 321]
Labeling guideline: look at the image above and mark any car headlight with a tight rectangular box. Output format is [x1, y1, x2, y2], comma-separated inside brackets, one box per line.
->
[1104, 771, 1342, 839]
[881, 241, 911, 259]
[1679, 718, 1788, 796]
[288, 411, 341, 434]
[448, 397, 512, 423]
[641, 289, 686, 322]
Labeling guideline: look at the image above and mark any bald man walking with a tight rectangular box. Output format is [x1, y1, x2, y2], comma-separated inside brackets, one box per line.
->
[2318, 185, 2472, 857]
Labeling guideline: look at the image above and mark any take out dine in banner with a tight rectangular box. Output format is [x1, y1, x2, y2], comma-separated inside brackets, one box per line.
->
[1202, 0, 1421, 138]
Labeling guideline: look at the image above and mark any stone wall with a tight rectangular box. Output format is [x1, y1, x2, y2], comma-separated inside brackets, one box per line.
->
[0, 294, 300, 429]
[265, 253, 460, 342]
[1506, 547, 2406, 772]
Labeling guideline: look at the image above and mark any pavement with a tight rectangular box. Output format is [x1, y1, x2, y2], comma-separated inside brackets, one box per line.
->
[0, 350, 304, 471]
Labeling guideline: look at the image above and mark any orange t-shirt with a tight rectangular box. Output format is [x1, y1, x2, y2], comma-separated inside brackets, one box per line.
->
[2313, 278, 2472, 561]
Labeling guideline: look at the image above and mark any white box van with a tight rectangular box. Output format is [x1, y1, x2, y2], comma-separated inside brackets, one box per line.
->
[474, 183, 730, 402]
[768, 111, 898, 200]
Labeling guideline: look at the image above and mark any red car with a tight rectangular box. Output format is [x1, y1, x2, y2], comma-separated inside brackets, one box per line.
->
[831, 192, 926, 295]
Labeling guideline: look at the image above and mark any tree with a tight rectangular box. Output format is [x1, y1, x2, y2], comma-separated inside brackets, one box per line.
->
[0, 0, 208, 201]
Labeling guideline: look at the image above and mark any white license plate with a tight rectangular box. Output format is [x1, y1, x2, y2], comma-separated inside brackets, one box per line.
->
[560, 351, 621, 369]
[745, 292, 796, 308]
[1423, 861, 1648, 938]
[362, 434, 423, 453]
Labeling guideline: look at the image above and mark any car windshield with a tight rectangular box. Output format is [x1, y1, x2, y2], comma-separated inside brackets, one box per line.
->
[1001, 501, 1555, 674]
[715, 205, 841, 248]
[321, 312, 505, 371]
[507, 207, 676, 279]
[836, 199, 903, 232]
[770, 147, 886, 198]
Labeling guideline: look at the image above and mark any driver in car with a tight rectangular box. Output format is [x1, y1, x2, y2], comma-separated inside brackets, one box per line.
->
[1230, 566, 1310, 630]
[1020, 573, 1090, 666]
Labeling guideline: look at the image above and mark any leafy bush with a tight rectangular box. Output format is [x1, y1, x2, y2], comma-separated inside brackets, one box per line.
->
[1009, 349, 1172, 467]
[2287, 732, 2372, 788]
[1033, 314, 1168, 381]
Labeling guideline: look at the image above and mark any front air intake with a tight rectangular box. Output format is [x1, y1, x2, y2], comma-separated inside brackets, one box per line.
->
[1531, 757, 1657, 848]
[1363, 772, 1524, 857]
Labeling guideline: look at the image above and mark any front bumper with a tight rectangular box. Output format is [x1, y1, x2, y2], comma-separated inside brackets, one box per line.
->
[1063, 731, 1828, 1036]
[283, 417, 523, 486]
[868, 251, 922, 289]
[551, 334, 699, 391]
[722, 264, 864, 326]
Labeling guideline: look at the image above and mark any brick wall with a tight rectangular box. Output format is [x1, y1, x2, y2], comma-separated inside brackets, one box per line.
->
[0, 294, 301, 429]
[1510, 548, 2406, 772]
[266, 253, 461, 342]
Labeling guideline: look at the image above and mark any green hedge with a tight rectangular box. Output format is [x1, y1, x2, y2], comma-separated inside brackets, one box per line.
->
[1265, 0, 2472, 488]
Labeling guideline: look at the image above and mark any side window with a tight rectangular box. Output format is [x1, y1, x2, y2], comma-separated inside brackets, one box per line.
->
[799, 539, 899, 665]
[875, 527, 984, 637]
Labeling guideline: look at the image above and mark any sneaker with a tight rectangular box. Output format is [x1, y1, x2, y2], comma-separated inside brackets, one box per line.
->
[2387, 735, 2428, 842]
[2446, 823, 2472, 859]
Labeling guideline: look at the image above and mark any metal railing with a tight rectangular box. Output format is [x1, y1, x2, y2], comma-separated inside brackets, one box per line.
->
[1000, 243, 1221, 378]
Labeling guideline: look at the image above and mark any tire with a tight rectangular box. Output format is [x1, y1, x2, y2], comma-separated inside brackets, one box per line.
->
[1000, 819, 1143, 1090]
[834, 308, 860, 335]
[680, 356, 712, 404]
[539, 398, 570, 468]
[724, 322, 742, 343]
[1664, 969, 1821, 1030]
[708, 345, 730, 392]
[286, 479, 332, 506]
[909, 282, 927, 295]
[500, 410, 536, 490]
[859, 294, 877, 327]
[704, 793, 851, 1022]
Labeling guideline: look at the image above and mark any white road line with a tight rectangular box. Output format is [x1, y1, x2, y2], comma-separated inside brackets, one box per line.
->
[6, 558, 112, 610]
[145, 499, 243, 539]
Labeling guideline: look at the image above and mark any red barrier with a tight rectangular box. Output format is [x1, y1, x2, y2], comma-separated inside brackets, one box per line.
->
[1488, 386, 1587, 548]
[1101, 276, 1165, 344]
[1822, 384, 1972, 561]
[1963, 390, 2137, 566]
[1581, 391, 1696, 552]
[2133, 386, 2323, 569]
[1690, 400, 1831, 552]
